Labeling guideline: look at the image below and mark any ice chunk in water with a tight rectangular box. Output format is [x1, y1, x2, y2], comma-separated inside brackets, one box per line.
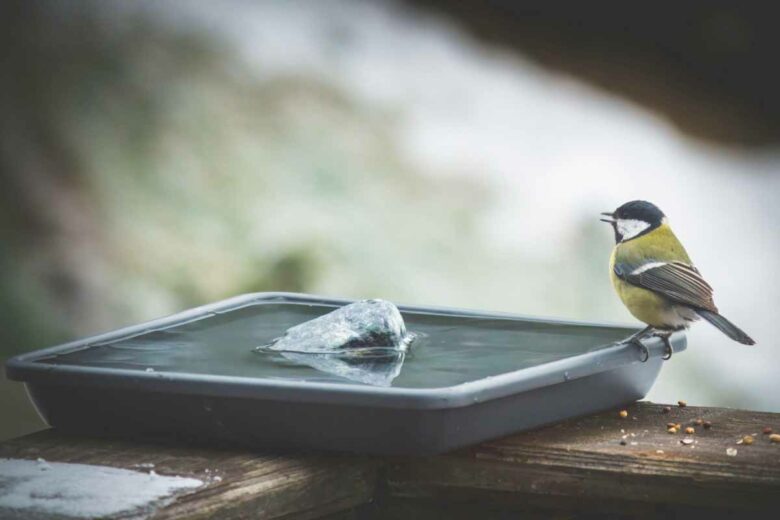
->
[253, 299, 415, 386]
[259, 299, 410, 354]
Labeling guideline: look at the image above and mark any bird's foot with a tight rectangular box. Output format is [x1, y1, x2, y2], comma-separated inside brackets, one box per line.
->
[632, 337, 650, 363]
[616, 326, 653, 362]
[652, 330, 674, 360]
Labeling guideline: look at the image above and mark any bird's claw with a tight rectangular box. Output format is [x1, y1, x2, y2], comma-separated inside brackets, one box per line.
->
[616, 326, 653, 362]
[617, 327, 676, 362]
[655, 332, 674, 360]
[632, 337, 650, 363]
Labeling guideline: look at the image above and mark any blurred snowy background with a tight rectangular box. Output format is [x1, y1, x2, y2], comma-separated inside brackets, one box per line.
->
[1, 0, 778, 440]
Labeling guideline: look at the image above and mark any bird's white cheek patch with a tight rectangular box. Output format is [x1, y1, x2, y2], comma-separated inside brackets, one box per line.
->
[617, 219, 651, 241]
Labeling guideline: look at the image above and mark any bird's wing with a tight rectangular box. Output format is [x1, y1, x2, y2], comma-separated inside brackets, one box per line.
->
[614, 260, 718, 312]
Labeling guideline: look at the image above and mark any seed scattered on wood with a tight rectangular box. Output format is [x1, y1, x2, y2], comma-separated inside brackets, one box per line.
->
[675, 423, 682, 430]
[743, 435, 754, 445]
[656, 450, 664, 454]
[619, 439, 627, 446]
[680, 438, 694, 446]
[661, 406, 672, 414]
[763, 427, 773, 435]
[619, 410, 628, 418]
[726, 447, 738, 457]
[769, 434, 780, 444]
[677, 400, 687, 407]
[685, 427, 695, 435]
[703, 421, 712, 429]
[666, 422, 677, 429]
[694, 418, 704, 426]
[667, 427, 678, 434]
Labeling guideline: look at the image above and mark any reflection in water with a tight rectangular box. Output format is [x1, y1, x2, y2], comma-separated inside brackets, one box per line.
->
[262, 348, 407, 387]
[253, 299, 415, 386]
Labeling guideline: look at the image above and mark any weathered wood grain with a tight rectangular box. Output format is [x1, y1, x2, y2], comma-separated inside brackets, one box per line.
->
[2, 402, 780, 518]
[386, 402, 780, 513]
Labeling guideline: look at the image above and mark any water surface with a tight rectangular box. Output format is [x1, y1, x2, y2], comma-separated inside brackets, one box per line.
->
[39, 302, 628, 388]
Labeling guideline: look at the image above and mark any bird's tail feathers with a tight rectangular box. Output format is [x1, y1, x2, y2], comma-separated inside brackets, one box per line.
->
[695, 309, 755, 345]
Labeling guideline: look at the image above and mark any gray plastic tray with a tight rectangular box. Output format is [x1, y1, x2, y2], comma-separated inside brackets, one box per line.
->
[5, 292, 684, 455]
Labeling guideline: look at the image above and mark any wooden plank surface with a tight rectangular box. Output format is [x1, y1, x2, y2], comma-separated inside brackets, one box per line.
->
[2, 402, 780, 518]
[387, 402, 780, 514]
[0, 431, 377, 520]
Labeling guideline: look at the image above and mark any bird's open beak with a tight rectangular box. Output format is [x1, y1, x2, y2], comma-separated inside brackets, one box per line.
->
[599, 212, 616, 224]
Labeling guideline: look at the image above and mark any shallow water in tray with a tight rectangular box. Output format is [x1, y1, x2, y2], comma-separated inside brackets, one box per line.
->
[39, 302, 629, 388]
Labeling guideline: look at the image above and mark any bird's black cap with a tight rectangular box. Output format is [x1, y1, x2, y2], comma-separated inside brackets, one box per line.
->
[608, 200, 665, 225]
[600, 200, 666, 243]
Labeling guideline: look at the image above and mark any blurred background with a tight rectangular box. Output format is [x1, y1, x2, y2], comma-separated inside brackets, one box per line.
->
[1, 0, 778, 441]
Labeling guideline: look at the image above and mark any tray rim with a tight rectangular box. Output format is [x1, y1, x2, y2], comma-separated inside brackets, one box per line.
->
[4, 292, 685, 410]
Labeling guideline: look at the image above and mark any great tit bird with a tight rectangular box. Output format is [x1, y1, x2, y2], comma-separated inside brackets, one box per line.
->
[601, 200, 755, 361]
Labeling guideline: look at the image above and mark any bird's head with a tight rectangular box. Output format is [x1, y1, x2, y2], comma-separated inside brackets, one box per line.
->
[600, 200, 666, 243]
